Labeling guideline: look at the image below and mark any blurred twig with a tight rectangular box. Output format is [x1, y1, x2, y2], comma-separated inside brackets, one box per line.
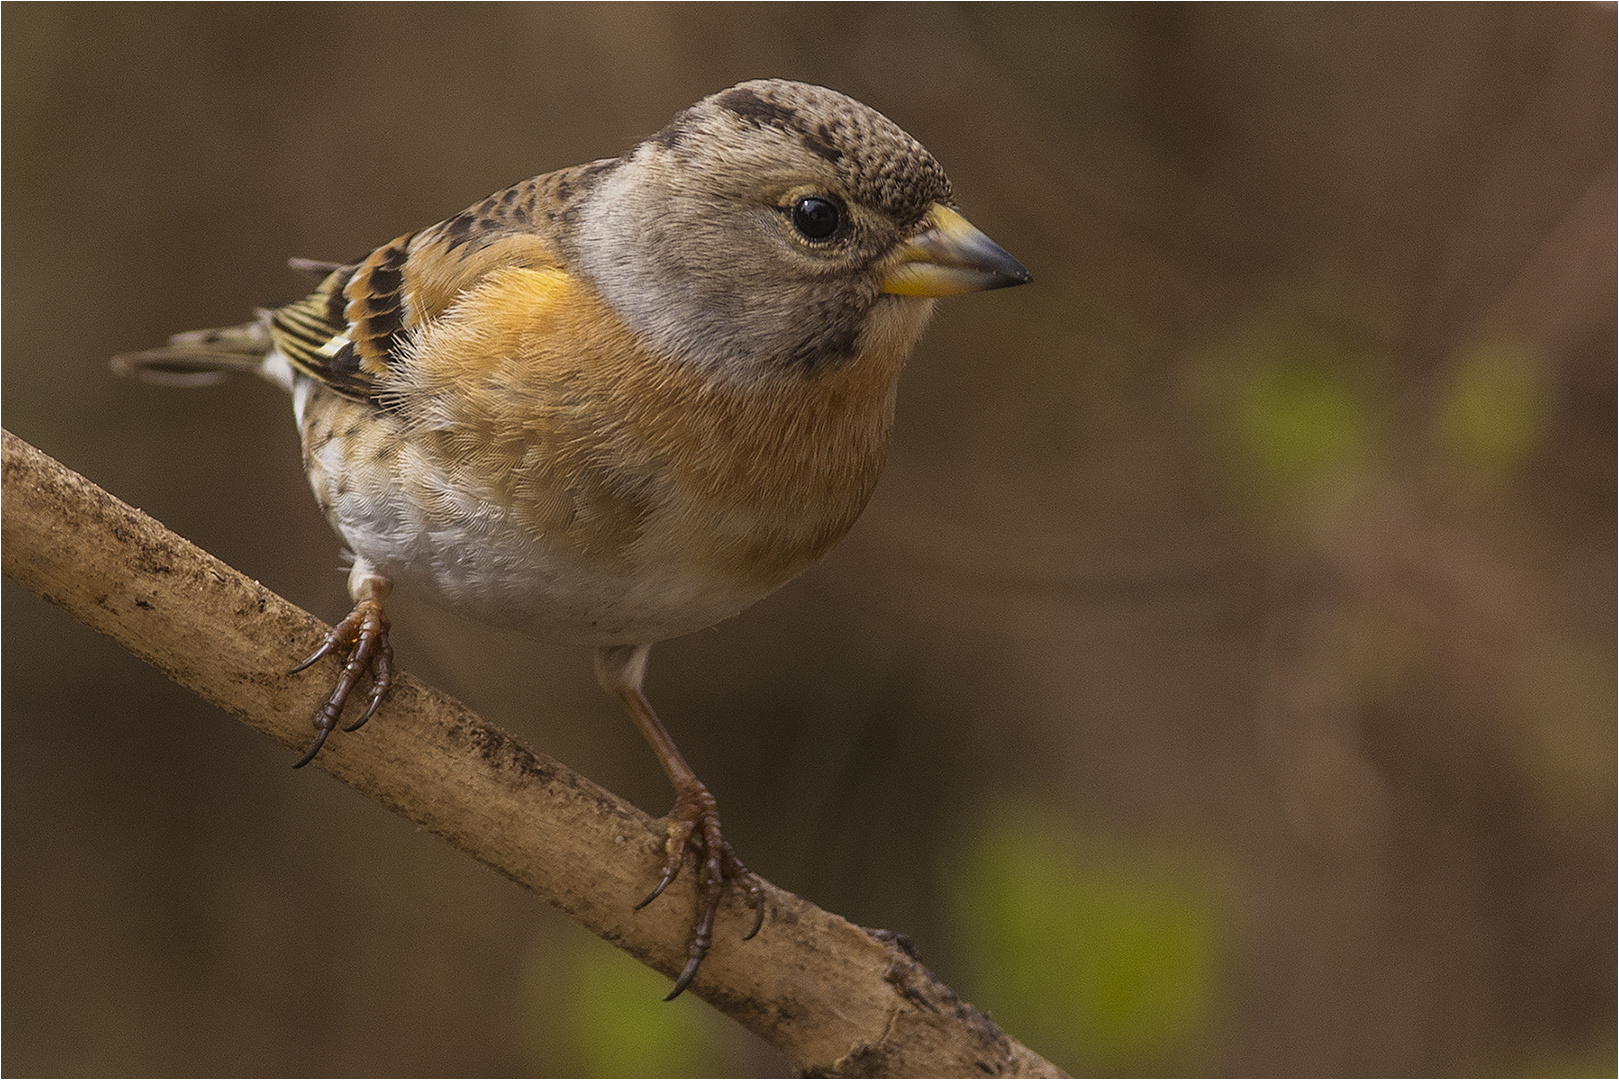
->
[0, 428, 1064, 1079]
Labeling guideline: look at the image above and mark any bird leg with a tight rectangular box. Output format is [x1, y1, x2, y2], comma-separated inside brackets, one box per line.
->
[288, 568, 394, 768]
[595, 644, 766, 1000]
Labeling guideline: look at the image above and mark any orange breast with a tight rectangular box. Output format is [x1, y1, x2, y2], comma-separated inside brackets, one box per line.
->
[381, 267, 926, 595]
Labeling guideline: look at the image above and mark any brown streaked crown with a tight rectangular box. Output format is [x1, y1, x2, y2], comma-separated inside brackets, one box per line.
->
[659, 79, 954, 228]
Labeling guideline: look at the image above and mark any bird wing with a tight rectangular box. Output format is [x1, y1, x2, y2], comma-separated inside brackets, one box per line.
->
[269, 163, 609, 404]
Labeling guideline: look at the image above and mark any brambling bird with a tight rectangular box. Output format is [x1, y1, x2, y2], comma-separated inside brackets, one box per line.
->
[115, 78, 1030, 997]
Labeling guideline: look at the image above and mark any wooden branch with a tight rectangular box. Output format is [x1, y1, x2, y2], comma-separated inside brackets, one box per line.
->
[0, 428, 1064, 1079]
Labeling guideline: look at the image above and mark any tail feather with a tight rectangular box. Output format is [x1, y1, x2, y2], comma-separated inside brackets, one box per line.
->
[112, 320, 272, 387]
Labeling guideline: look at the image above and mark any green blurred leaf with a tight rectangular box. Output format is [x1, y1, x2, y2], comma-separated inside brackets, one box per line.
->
[567, 945, 719, 1077]
[1185, 315, 1386, 527]
[1235, 351, 1366, 487]
[1435, 338, 1550, 482]
[523, 933, 727, 1078]
[949, 807, 1222, 1074]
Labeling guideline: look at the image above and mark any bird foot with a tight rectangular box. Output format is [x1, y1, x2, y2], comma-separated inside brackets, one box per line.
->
[639, 783, 766, 1000]
[287, 594, 393, 768]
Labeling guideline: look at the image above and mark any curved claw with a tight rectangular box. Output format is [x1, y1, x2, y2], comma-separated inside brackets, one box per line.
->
[344, 689, 385, 733]
[636, 863, 680, 911]
[665, 953, 705, 1001]
[291, 722, 332, 770]
[345, 646, 392, 732]
[288, 638, 338, 675]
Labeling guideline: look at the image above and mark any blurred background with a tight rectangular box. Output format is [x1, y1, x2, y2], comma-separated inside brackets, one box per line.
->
[4, 4, 1613, 1075]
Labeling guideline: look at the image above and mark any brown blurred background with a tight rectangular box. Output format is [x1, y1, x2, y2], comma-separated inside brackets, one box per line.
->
[4, 4, 1613, 1076]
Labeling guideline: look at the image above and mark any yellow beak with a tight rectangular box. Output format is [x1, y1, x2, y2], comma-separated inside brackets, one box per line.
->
[880, 204, 1032, 297]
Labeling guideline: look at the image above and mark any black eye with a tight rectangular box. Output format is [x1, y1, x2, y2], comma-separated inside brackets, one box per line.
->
[790, 196, 841, 241]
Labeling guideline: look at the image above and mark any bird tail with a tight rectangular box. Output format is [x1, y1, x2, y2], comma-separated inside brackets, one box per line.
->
[111, 318, 275, 388]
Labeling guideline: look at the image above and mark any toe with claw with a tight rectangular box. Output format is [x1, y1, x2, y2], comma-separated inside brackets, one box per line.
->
[288, 579, 393, 768]
[640, 782, 767, 1000]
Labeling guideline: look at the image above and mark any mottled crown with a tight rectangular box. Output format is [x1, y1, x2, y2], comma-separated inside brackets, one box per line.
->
[654, 79, 953, 227]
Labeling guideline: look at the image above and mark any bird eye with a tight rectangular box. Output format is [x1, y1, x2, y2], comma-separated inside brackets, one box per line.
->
[789, 196, 841, 241]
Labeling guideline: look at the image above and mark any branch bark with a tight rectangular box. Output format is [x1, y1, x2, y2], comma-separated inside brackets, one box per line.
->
[0, 428, 1064, 1079]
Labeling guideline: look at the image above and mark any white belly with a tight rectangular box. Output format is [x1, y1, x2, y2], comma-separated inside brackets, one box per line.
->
[332, 484, 763, 645]
[291, 372, 772, 646]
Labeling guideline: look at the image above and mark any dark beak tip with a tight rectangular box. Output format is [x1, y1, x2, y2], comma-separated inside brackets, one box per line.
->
[977, 245, 1032, 291]
[984, 260, 1033, 291]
